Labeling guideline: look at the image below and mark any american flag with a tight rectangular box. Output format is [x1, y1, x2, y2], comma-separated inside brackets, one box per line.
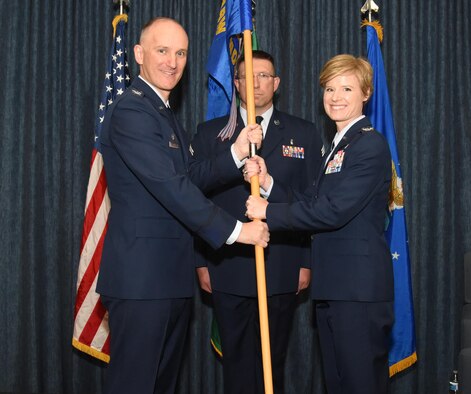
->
[72, 14, 130, 362]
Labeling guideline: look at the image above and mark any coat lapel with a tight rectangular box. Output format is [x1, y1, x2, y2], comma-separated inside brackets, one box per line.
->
[228, 109, 285, 158]
[259, 111, 284, 157]
[132, 78, 188, 165]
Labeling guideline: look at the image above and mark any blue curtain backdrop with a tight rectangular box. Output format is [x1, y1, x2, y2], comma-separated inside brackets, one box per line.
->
[0, 1, 470, 393]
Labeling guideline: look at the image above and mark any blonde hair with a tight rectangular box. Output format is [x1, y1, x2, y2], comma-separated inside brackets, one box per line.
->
[319, 54, 373, 99]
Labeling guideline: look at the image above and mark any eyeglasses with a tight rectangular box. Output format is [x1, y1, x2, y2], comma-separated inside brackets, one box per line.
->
[236, 72, 276, 81]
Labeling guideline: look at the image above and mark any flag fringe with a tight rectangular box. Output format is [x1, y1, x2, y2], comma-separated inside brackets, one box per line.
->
[210, 338, 223, 358]
[112, 14, 128, 37]
[389, 351, 417, 377]
[361, 19, 383, 43]
[72, 338, 110, 363]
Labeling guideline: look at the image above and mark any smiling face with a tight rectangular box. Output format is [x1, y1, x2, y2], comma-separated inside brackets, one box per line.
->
[235, 58, 280, 115]
[323, 73, 370, 131]
[134, 19, 188, 101]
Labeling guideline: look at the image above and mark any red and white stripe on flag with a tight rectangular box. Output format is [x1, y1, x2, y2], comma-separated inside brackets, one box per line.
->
[72, 149, 111, 362]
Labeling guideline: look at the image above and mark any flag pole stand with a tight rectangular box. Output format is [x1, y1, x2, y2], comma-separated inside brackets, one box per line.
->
[243, 29, 274, 394]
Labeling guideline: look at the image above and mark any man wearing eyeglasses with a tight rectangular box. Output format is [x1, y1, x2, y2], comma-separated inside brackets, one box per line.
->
[191, 50, 323, 394]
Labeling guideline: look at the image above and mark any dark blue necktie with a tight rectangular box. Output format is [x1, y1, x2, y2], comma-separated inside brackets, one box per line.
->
[251, 116, 264, 157]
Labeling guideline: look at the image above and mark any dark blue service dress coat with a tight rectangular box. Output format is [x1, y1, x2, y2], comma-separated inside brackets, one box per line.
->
[192, 109, 322, 296]
[96, 77, 243, 300]
[268, 116, 394, 302]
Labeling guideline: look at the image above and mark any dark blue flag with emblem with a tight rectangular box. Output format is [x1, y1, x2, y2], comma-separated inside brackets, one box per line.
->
[73, 14, 131, 363]
[206, 0, 253, 129]
[363, 20, 417, 376]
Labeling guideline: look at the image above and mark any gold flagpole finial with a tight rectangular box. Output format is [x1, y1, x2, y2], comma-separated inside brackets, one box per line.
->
[361, 0, 379, 22]
[112, 0, 130, 36]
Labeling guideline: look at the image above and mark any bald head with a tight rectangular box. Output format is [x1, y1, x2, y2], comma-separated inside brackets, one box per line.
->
[134, 17, 189, 100]
[139, 17, 187, 45]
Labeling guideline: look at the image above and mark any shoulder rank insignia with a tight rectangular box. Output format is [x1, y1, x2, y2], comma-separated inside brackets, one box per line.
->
[361, 126, 374, 132]
[131, 88, 143, 97]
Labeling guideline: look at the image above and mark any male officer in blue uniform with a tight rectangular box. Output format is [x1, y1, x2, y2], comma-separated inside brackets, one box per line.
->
[96, 17, 269, 394]
[191, 50, 322, 394]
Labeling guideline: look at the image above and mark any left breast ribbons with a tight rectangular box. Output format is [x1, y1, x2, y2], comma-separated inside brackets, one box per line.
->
[325, 149, 345, 174]
[282, 145, 305, 159]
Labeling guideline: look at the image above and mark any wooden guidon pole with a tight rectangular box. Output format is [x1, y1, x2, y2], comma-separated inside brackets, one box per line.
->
[242, 29, 274, 394]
